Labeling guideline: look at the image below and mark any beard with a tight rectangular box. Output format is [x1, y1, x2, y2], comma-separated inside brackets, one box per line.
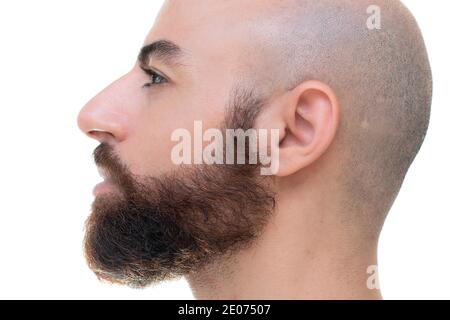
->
[83, 88, 276, 288]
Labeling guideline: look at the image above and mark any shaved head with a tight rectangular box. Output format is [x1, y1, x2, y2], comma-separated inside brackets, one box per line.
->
[236, 0, 432, 234]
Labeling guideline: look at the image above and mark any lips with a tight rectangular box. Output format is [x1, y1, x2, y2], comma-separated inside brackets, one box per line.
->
[93, 180, 113, 196]
[93, 167, 114, 196]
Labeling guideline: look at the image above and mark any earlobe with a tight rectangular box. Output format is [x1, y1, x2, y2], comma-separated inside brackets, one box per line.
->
[276, 81, 340, 177]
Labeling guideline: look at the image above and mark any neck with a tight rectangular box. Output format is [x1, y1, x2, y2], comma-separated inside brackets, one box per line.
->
[186, 179, 382, 300]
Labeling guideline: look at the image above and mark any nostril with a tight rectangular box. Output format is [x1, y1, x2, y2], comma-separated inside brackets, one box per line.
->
[87, 130, 116, 144]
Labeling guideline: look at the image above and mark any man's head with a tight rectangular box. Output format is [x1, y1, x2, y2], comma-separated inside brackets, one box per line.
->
[78, 0, 432, 288]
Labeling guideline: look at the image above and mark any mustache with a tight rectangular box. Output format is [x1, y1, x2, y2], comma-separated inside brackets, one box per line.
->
[93, 143, 134, 191]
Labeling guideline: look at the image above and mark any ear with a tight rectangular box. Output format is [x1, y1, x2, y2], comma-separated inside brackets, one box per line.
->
[256, 80, 340, 177]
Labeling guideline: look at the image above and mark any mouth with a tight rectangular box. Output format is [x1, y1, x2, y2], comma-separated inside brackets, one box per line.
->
[93, 167, 114, 196]
[93, 180, 114, 196]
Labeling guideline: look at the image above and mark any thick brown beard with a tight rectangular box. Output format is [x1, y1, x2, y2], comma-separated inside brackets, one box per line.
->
[83, 88, 276, 288]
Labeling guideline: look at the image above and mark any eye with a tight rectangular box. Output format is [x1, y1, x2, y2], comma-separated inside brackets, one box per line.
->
[140, 67, 168, 88]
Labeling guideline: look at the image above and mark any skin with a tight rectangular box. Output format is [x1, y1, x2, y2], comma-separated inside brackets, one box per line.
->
[78, 0, 431, 299]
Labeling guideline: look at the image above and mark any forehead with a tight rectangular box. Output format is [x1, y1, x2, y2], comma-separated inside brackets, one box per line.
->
[144, 0, 270, 72]
[149, 0, 266, 37]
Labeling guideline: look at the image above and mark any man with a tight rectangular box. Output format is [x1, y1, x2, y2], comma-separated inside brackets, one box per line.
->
[77, 0, 432, 299]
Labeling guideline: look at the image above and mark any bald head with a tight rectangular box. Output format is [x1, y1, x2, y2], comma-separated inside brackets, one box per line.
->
[236, 0, 432, 233]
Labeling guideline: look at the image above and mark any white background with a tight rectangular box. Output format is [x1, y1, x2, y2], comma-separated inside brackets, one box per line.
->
[0, 1, 448, 300]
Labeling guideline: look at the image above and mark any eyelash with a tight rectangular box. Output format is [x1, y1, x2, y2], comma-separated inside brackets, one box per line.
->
[141, 67, 167, 88]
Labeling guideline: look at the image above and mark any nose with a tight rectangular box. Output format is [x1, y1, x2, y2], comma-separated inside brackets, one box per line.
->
[77, 76, 130, 144]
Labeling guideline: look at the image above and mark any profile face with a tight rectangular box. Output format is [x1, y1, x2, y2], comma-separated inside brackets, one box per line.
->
[77, 0, 278, 287]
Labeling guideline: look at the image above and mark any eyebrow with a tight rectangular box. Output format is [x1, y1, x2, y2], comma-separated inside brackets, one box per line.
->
[138, 40, 187, 68]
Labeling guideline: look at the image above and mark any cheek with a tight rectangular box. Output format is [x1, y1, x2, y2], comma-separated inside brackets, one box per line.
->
[118, 89, 228, 177]
[120, 112, 181, 176]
